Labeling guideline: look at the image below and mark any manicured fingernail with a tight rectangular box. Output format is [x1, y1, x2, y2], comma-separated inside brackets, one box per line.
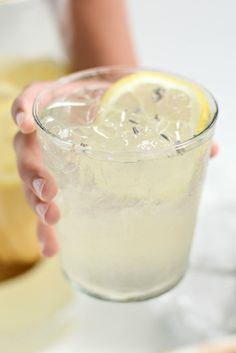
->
[33, 178, 45, 199]
[15, 112, 25, 128]
[35, 203, 48, 223]
[39, 238, 45, 257]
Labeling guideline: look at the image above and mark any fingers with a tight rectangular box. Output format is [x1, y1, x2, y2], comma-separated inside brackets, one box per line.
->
[12, 82, 51, 134]
[210, 142, 219, 158]
[14, 128, 60, 254]
[12, 81, 60, 258]
[23, 184, 60, 258]
[15, 130, 60, 223]
[14, 131, 60, 259]
[23, 185, 60, 226]
[37, 222, 58, 257]
[13, 131, 57, 202]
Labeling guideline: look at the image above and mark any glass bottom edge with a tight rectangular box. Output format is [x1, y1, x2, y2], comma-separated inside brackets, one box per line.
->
[63, 270, 185, 303]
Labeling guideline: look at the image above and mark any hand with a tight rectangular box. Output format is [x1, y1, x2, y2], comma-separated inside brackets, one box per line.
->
[12, 82, 219, 258]
[12, 83, 60, 257]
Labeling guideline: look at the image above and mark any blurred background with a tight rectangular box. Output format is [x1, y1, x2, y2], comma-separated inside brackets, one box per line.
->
[0, 0, 235, 352]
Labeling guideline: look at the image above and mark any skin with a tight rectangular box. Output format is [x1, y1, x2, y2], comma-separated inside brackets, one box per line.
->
[11, 0, 218, 257]
[61, 0, 136, 70]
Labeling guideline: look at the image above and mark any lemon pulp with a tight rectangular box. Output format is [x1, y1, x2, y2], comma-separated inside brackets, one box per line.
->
[94, 71, 210, 152]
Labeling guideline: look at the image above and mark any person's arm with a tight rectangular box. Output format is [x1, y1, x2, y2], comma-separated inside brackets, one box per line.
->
[62, 0, 136, 70]
[11, 0, 136, 257]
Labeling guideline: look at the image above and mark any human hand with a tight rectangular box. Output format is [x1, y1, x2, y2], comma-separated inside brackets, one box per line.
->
[12, 82, 219, 258]
[12, 83, 60, 258]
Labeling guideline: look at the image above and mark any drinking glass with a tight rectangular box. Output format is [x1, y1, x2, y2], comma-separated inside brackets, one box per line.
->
[33, 67, 218, 302]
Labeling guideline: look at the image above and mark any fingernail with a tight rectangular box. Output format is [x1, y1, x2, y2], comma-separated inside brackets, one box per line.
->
[15, 112, 25, 128]
[39, 238, 45, 257]
[35, 203, 48, 223]
[33, 178, 45, 199]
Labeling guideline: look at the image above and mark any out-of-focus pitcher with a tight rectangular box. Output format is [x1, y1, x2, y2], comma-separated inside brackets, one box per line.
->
[0, 0, 68, 280]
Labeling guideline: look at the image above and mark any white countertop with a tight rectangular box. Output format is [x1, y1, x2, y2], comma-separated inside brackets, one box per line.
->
[1, 0, 236, 352]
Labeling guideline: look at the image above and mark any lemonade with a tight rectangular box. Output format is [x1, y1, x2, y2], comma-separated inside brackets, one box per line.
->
[0, 59, 68, 280]
[34, 67, 218, 301]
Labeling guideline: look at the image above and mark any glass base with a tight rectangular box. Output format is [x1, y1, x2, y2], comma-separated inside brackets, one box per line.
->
[63, 269, 185, 302]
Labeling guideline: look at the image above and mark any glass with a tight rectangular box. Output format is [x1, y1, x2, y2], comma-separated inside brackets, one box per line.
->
[33, 67, 218, 302]
[0, 0, 67, 280]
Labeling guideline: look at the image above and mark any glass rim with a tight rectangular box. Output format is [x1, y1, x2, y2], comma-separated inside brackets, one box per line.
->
[33, 66, 218, 158]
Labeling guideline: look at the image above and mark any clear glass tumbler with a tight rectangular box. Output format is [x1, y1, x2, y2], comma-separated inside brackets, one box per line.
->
[33, 67, 218, 302]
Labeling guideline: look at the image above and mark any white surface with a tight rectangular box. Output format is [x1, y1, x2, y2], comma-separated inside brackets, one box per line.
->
[1, 0, 236, 352]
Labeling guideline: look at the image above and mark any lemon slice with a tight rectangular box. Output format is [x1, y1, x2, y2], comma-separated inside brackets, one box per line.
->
[99, 71, 209, 138]
[81, 71, 210, 201]
[94, 71, 209, 150]
[0, 81, 20, 184]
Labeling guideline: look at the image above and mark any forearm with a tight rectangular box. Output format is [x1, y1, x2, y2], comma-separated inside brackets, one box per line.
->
[63, 0, 136, 70]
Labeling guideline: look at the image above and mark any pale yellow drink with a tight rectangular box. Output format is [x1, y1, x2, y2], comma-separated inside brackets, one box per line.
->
[0, 59, 68, 280]
[34, 67, 218, 301]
